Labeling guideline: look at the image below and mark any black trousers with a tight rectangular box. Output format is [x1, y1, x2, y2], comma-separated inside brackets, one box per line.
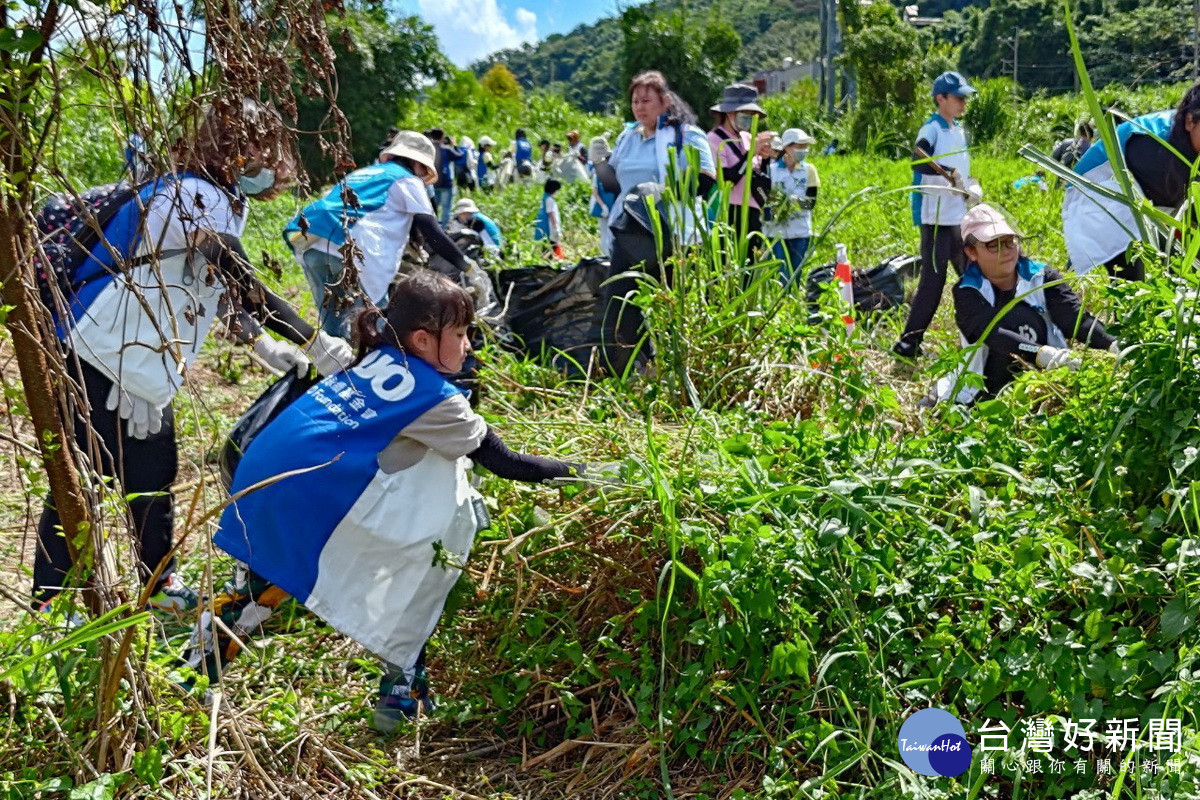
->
[897, 223, 966, 351]
[597, 227, 670, 376]
[728, 204, 763, 264]
[34, 357, 177, 605]
[1104, 250, 1144, 281]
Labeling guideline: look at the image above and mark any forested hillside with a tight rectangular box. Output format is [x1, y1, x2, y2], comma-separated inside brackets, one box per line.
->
[475, 0, 1195, 112]
[472, 0, 825, 112]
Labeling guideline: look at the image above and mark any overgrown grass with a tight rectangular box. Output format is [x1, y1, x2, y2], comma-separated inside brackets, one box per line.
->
[6, 81, 1200, 800]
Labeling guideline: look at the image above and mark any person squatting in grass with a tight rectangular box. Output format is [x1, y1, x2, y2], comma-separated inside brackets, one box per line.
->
[763, 127, 820, 287]
[1062, 79, 1200, 281]
[934, 203, 1119, 404]
[33, 98, 356, 614]
[285, 130, 478, 340]
[185, 272, 602, 733]
[597, 70, 716, 377]
[451, 197, 504, 255]
[894, 71, 985, 360]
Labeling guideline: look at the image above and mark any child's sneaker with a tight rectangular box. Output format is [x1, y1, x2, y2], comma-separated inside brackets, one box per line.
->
[146, 574, 200, 613]
[373, 668, 436, 733]
[36, 598, 86, 630]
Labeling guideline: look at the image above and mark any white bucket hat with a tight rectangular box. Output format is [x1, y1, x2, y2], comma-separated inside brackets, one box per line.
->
[381, 130, 437, 172]
[780, 128, 817, 147]
[453, 198, 480, 215]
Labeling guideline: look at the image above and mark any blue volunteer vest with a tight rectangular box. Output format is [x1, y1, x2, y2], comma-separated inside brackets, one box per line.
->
[1073, 111, 1174, 176]
[533, 194, 552, 240]
[515, 138, 533, 164]
[473, 212, 503, 247]
[60, 172, 218, 339]
[283, 161, 414, 247]
[214, 345, 464, 603]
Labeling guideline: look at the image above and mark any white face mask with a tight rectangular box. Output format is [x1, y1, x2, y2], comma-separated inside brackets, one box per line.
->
[734, 113, 756, 131]
[238, 168, 276, 196]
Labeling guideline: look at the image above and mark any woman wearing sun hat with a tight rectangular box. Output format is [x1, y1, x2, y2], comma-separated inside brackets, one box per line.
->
[707, 83, 775, 253]
[763, 127, 820, 285]
[285, 129, 475, 338]
[945, 203, 1118, 400]
[452, 197, 503, 254]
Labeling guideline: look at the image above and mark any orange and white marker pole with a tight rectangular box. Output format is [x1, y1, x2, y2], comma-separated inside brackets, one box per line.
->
[835, 242, 855, 334]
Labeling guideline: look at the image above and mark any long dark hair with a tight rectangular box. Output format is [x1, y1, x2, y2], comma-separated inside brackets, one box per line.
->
[1172, 79, 1200, 143]
[354, 271, 475, 357]
[174, 97, 291, 188]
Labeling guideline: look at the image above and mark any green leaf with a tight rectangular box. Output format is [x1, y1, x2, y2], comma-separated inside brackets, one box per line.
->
[971, 562, 993, 582]
[1161, 597, 1196, 640]
[1084, 608, 1104, 640]
[69, 774, 124, 800]
[769, 640, 810, 683]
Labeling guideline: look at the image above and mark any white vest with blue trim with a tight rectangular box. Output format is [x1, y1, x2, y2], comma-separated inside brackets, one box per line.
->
[1062, 110, 1174, 272]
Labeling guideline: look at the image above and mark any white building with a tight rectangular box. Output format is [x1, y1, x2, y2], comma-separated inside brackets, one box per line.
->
[751, 58, 819, 97]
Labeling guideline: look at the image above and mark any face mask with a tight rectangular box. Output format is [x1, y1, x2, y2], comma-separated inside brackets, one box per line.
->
[238, 168, 275, 196]
[734, 113, 755, 131]
[790, 148, 808, 161]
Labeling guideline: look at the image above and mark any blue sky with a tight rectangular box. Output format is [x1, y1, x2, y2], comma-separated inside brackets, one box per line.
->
[391, 0, 625, 68]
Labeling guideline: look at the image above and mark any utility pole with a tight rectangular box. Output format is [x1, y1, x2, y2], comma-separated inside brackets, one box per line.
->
[1011, 27, 1019, 87]
[825, 0, 839, 116]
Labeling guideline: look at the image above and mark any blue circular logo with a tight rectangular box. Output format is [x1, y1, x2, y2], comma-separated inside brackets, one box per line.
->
[898, 708, 973, 776]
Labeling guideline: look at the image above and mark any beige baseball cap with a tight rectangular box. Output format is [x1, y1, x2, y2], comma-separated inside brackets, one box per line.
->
[961, 203, 1020, 243]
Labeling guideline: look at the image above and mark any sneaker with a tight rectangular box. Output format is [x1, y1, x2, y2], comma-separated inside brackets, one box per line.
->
[147, 574, 200, 613]
[36, 598, 86, 630]
[373, 669, 436, 733]
[891, 341, 924, 360]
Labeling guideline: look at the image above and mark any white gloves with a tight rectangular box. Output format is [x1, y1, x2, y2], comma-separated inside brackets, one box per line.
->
[965, 179, 984, 207]
[949, 168, 967, 191]
[305, 330, 354, 377]
[105, 384, 165, 440]
[252, 335, 311, 374]
[1035, 346, 1081, 372]
[1108, 341, 1122, 357]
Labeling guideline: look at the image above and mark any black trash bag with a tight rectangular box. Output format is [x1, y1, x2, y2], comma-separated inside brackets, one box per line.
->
[804, 255, 910, 319]
[496, 256, 610, 374]
[852, 258, 906, 313]
[219, 367, 320, 491]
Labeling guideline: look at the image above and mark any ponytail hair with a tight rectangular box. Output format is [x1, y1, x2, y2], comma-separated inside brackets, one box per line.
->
[1172, 79, 1200, 142]
[354, 271, 475, 356]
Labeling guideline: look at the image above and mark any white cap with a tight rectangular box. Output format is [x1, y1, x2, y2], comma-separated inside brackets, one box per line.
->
[478, 135, 497, 147]
[780, 128, 817, 147]
[588, 136, 610, 162]
[381, 130, 437, 172]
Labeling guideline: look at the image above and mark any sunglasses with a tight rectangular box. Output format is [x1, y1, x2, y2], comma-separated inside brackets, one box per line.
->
[980, 236, 1020, 253]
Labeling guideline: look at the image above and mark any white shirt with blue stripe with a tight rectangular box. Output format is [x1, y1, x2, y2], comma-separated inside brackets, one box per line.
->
[911, 113, 970, 227]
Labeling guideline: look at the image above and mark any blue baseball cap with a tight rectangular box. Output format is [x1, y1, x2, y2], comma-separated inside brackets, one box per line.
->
[932, 71, 976, 98]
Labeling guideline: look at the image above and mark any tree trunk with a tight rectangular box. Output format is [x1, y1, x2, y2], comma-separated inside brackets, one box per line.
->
[0, 0, 97, 610]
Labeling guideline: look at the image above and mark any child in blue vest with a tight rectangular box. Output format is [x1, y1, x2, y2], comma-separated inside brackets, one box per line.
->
[534, 178, 564, 259]
[185, 271, 590, 732]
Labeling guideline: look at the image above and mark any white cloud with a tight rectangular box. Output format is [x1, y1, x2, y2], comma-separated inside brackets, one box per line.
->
[417, 0, 539, 67]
